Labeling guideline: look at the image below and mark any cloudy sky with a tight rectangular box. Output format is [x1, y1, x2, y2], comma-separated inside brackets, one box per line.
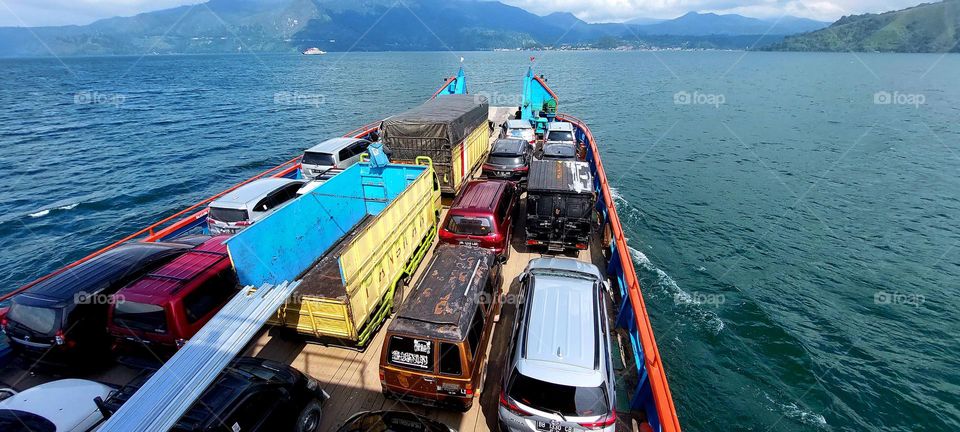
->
[0, 0, 927, 27]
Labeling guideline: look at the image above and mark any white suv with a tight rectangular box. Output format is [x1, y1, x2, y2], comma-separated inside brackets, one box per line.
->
[0, 379, 115, 431]
[499, 257, 617, 432]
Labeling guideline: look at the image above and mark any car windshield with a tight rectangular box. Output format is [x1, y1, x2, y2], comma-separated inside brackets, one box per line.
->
[0, 410, 56, 432]
[509, 129, 530, 137]
[208, 207, 248, 223]
[302, 151, 336, 166]
[7, 303, 58, 334]
[113, 301, 167, 333]
[489, 155, 524, 166]
[543, 144, 576, 158]
[446, 215, 493, 236]
[508, 372, 609, 417]
[547, 131, 574, 142]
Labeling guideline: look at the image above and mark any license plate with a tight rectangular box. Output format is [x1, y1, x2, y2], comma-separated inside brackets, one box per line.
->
[536, 421, 575, 432]
[460, 240, 479, 247]
[495, 171, 511, 177]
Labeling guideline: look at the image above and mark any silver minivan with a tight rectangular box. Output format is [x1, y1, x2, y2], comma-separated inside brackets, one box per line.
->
[300, 137, 371, 181]
[499, 257, 617, 432]
[206, 178, 304, 235]
[542, 122, 578, 160]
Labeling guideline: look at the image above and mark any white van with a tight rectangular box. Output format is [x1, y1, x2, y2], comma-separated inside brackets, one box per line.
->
[300, 137, 371, 181]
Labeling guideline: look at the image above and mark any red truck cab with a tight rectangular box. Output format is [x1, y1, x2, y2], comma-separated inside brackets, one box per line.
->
[438, 180, 517, 257]
[107, 235, 237, 352]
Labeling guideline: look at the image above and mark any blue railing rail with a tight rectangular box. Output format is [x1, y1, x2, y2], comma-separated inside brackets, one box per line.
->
[558, 113, 682, 432]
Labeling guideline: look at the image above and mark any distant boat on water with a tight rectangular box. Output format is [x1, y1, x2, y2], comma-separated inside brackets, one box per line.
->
[302, 48, 326, 55]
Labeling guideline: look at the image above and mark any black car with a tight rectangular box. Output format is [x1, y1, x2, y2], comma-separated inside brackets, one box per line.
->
[103, 357, 329, 432]
[1, 238, 205, 368]
[482, 138, 533, 181]
[337, 410, 454, 432]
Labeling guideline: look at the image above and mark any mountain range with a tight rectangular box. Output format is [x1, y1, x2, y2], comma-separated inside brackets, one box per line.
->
[767, 0, 959, 52]
[0, 0, 829, 57]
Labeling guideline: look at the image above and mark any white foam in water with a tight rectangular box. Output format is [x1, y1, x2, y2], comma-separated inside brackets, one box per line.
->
[27, 202, 79, 219]
[629, 245, 725, 335]
[764, 393, 828, 428]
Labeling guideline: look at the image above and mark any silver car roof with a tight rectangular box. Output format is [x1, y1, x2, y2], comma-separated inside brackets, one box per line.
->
[546, 122, 574, 132]
[525, 257, 603, 281]
[518, 271, 604, 387]
[304, 137, 366, 155]
[209, 178, 302, 209]
[506, 119, 533, 129]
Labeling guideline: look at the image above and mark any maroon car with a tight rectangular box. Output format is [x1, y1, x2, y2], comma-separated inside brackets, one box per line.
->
[438, 180, 517, 257]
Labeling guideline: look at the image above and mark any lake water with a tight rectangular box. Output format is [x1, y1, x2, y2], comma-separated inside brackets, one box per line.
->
[0, 51, 957, 431]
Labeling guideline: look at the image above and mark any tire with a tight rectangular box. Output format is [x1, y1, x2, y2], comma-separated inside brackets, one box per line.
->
[296, 399, 323, 432]
[391, 281, 405, 315]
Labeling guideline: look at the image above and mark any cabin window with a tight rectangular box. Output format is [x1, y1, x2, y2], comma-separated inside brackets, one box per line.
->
[466, 306, 485, 359]
[255, 184, 299, 212]
[481, 273, 495, 312]
[183, 272, 236, 323]
[388, 336, 434, 371]
[547, 130, 574, 142]
[302, 152, 336, 166]
[113, 302, 167, 334]
[7, 303, 59, 335]
[439, 342, 462, 376]
[446, 216, 493, 236]
[208, 207, 248, 223]
[228, 390, 282, 431]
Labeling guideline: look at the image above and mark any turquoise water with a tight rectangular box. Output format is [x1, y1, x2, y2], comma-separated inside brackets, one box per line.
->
[1, 51, 958, 431]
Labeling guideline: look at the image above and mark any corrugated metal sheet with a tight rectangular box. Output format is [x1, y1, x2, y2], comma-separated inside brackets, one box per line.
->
[528, 159, 593, 194]
[98, 280, 301, 432]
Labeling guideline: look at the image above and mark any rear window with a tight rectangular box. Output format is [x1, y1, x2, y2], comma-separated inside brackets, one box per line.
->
[113, 301, 167, 333]
[543, 144, 576, 158]
[489, 155, 524, 166]
[547, 131, 574, 142]
[0, 410, 56, 432]
[302, 151, 336, 166]
[507, 372, 609, 417]
[7, 303, 58, 334]
[387, 335, 434, 371]
[208, 207, 248, 223]
[446, 216, 493, 236]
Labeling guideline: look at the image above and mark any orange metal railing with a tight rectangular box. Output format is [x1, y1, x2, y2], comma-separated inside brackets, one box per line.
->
[559, 113, 681, 432]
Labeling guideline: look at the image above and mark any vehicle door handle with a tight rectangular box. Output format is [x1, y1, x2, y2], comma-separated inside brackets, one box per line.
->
[423, 378, 436, 383]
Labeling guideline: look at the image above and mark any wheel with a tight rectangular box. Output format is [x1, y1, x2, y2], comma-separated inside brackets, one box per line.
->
[391, 281, 405, 315]
[296, 399, 323, 432]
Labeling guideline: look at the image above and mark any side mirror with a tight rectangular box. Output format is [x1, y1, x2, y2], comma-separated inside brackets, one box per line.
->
[94, 396, 112, 419]
[497, 255, 507, 265]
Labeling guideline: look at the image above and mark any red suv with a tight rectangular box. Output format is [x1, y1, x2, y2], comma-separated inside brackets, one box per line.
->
[107, 235, 238, 353]
[438, 180, 517, 257]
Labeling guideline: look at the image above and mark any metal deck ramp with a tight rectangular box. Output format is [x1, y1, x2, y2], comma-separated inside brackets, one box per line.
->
[98, 281, 300, 432]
